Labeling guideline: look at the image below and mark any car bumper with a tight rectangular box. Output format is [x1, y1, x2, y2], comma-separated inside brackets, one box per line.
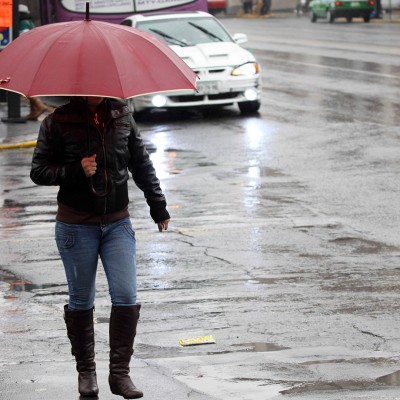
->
[133, 76, 262, 111]
[330, 7, 374, 17]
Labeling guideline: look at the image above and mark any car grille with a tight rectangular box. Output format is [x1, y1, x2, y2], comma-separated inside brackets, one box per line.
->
[193, 68, 227, 77]
[170, 92, 240, 103]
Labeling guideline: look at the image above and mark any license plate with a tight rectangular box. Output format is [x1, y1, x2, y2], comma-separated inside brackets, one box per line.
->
[351, 2, 360, 6]
[196, 81, 220, 95]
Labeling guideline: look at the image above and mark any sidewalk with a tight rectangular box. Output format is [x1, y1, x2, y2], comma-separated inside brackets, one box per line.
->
[0, 97, 64, 149]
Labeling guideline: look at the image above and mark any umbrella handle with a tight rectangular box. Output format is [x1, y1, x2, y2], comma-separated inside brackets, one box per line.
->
[87, 176, 113, 198]
[84, 96, 111, 197]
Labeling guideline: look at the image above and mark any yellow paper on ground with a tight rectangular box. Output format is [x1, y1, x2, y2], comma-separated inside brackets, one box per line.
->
[179, 335, 216, 346]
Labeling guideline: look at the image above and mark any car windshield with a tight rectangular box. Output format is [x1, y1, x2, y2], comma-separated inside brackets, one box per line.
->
[136, 17, 233, 47]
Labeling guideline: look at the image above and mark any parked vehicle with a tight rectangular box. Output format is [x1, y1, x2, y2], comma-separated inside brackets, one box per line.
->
[309, 0, 375, 23]
[121, 11, 262, 116]
[207, 0, 227, 14]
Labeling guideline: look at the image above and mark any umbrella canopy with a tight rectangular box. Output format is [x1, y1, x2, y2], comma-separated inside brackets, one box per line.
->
[0, 18, 197, 98]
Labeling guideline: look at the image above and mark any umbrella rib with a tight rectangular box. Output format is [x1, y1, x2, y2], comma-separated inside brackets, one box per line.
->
[25, 22, 82, 97]
[93, 22, 126, 98]
[96, 21, 197, 99]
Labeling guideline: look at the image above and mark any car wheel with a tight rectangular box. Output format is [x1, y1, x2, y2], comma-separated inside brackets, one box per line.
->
[326, 10, 335, 23]
[346, 16, 353, 22]
[239, 100, 261, 115]
[363, 15, 370, 22]
[310, 11, 317, 22]
[133, 109, 150, 122]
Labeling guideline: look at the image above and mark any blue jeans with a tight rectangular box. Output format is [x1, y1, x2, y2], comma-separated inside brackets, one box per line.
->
[55, 217, 137, 310]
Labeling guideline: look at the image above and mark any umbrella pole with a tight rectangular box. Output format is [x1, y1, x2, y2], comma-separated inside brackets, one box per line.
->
[85, 97, 90, 157]
[85, 97, 96, 194]
[85, 2, 90, 21]
[85, 97, 112, 198]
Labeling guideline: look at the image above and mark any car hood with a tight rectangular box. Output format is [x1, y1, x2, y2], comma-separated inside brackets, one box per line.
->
[170, 42, 256, 69]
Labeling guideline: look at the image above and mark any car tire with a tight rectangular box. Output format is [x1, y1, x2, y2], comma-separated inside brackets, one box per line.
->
[133, 109, 150, 121]
[326, 10, 335, 23]
[310, 11, 317, 22]
[346, 16, 353, 22]
[239, 100, 261, 115]
[363, 15, 370, 22]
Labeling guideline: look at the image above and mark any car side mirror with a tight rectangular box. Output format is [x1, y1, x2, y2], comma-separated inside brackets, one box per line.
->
[232, 33, 248, 45]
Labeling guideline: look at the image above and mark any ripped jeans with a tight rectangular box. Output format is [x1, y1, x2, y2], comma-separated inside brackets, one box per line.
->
[55, 217, 137, 310]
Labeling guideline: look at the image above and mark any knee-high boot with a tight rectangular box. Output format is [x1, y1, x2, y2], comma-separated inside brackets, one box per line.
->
[64, 305, 99, 397]
[109, 305, 143, 399]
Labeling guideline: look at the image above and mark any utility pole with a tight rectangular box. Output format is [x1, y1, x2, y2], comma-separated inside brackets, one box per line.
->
[2, 0, 26, 123]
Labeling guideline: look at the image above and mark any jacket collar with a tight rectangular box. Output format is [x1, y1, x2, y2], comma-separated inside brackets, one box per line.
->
[52, 98, 130, 123]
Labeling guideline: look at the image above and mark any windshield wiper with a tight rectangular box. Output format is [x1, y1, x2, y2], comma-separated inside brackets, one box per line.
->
[149, 28, 188, 46]
[188, 22, 223, 42]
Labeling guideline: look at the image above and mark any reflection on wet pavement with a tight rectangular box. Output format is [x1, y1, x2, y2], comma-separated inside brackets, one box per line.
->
[0, 270, 62, 294]
[0, 270, 36, 300]
[231, 342, 290, 352]
[149, 146, 219, 180]
[257, 49, 400, 79]
[281, 369, 400, 395]
[129, 342, 290, 359]
[254, 48, 400, 127]
[377, 370, 400, 386]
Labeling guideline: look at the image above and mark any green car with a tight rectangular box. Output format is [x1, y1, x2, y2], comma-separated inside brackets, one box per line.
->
[309, 0, 375, 23]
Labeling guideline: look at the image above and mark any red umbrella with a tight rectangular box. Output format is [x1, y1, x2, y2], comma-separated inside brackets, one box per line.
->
[0, 11, 197, 98]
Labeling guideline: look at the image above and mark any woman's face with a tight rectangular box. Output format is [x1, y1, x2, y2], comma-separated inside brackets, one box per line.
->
[86, 97, 104, 108]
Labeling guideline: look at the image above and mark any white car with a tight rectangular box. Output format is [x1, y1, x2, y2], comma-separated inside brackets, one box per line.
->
[121, 11, 262, 116]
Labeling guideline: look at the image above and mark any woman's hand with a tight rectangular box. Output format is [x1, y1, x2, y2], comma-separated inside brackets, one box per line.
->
[157, 219, 170, 232]
[81, 154, 97, 177]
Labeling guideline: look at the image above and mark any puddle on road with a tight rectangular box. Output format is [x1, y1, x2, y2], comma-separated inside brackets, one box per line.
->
[376, 370, 400, 386]
[207, 342, 290, 357]
[329, 236, 399, 255]
[147, 145, 222, 181]
[120, 340, 290, 359]
[0, 269, 62, 297]
[232, 342, 289, 352]
[280, 367, 400, 395]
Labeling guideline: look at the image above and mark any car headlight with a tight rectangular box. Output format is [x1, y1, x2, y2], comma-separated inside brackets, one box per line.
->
[151, 94, 168, 108]
[231, 62, 260, 77]
[244, 88, 258, 101]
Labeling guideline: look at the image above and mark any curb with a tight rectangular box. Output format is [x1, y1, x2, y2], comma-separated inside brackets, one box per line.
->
[0, 140, 37, 150]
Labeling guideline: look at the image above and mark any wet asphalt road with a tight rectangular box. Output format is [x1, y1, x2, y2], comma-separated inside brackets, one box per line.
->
[1, 14, 400, 400]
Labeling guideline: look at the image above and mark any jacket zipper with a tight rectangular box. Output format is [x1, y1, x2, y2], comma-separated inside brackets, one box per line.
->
[99, 129, 108, 215]
[92, 116, 108, 215]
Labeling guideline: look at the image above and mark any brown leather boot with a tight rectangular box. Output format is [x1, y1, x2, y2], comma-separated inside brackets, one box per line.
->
[64, 305, 99, 397]
[109, 305, 143, 399]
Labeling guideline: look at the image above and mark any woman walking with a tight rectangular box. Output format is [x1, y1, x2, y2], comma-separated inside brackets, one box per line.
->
[30, 96, 170, 398]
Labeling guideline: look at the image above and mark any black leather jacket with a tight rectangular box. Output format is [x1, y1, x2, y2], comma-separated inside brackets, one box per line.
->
[30, 98, 169, 222]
